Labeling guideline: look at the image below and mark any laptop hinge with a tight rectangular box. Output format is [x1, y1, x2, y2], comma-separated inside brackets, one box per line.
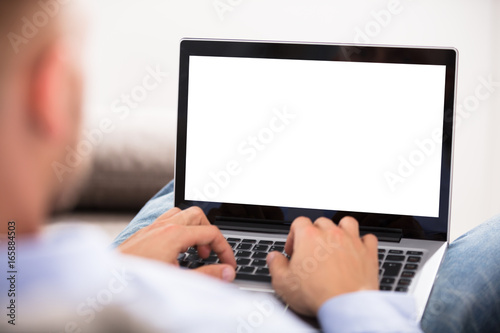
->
[215, 217, 290, 235]
[215, 217, 403, 241]
[360, 227, 403, 243]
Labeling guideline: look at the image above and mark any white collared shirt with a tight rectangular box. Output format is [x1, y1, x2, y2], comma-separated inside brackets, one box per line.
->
[0, 225, 313, 332]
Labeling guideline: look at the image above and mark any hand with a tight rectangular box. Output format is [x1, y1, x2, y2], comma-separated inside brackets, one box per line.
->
[267, 216, 379, 316]
[118, 207, 237, 282]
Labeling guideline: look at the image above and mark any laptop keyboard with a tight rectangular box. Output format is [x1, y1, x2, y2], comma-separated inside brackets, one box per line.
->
[378, 248, 422, 292]
[178, 237, 424, 292]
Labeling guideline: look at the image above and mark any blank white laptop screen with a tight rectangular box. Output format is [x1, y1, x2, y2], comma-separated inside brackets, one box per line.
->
[184, 56, 446, 218]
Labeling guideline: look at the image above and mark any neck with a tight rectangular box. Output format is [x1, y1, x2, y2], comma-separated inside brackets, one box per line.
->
[0, 167, 50, 236]
[0, 202, 44, 236]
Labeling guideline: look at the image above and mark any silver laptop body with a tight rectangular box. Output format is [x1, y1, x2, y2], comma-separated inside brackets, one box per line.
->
[174, 39, 457, 320]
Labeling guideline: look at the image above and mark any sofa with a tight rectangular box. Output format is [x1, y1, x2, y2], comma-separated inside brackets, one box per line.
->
[49, 108, 177, 242]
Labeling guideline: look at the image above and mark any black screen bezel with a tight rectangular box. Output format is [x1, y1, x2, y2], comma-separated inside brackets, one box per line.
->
[175, 39, 457, 242]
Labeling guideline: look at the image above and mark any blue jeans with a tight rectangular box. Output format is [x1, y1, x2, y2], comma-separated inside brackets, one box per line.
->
[111, 180, 175, 248]
[420, 215, 500, 333]
[112, 180, 500, 333]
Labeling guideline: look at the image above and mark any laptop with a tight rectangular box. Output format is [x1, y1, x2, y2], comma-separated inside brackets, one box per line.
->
[174, 39, 457, 321]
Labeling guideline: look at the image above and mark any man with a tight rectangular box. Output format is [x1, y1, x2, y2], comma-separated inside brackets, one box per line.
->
[114, 183, 500, 333]
[0, 1, 498, 332]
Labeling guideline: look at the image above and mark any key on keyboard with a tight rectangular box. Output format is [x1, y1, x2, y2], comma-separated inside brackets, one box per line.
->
[178, 239, 424, 290]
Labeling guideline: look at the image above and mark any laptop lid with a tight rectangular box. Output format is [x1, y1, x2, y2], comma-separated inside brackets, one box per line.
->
[175, 39, 457, 242]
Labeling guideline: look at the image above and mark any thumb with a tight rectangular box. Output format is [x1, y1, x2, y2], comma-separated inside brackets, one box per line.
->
[193, 264, 236, 282]
[267, 252, 289, 286]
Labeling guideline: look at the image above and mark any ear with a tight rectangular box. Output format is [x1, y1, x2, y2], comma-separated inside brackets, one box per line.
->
[29, 43, 71, 142]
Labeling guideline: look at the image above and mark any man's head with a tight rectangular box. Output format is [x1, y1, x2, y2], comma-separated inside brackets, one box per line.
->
[0, 1, 85, 234]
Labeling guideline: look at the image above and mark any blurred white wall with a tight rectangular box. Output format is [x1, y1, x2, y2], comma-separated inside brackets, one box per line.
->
[83, 0, 500, 241]
[493, 0, 500, 230]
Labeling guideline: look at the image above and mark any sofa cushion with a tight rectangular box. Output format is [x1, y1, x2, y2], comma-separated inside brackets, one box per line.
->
[77, 109, 176, 211]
